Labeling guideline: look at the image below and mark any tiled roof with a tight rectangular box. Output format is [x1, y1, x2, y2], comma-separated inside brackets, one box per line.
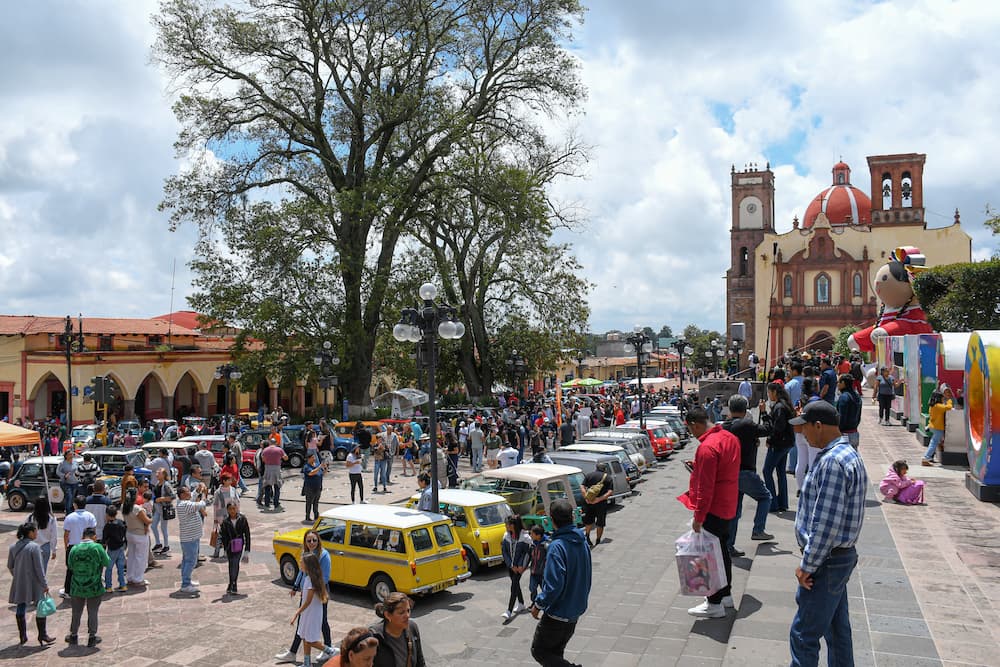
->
[153, 310, 219, 331]
[0, 316, 199, 337]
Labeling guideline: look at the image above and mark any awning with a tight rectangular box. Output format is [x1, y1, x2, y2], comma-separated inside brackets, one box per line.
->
[0, 421, 41, 447]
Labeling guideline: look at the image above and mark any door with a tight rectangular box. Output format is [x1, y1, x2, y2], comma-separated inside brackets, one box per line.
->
[316, 517, 347, 583]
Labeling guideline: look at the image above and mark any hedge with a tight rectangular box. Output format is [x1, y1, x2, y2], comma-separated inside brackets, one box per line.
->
[912, 259, 1000, 332]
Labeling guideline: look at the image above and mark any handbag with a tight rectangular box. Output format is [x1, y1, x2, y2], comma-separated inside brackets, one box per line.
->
[210, 528, 219, 548]
[37, 594, 57, 618]
[230, 537, 244, 554]
[161, 502, 176, 520]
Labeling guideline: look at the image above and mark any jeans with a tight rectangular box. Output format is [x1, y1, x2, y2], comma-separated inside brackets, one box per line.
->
[61, 483, 78, 513]
[227, 552, 242, 589]
[39, 542, 52, 574]
[925, 429, 944, 461]
[471, 446, 483, 472]
[786, 445, 798, 473]
[263, 483, 282, 507]
[237, 476, 248, 493]
[702, 513, 732, 604]
[530, 613, 578, 666]
[448, 454, 460, 487]
[180, 540, 199, 587]
[373, 459, 388, 489]
[69, 596, 102, 638]
[104, 547, 126, 588]
[304, 489, 321, 521]
[790, 547, 858, 667]
[151, 505, 170, 548]
[729, 471, 772, 548]
[763, 447, 790, 511]
[795, 433, 819, 491]
[529, 572, 543, 602]
[385, 452, 394, 480]
[256, 477, 265, 504]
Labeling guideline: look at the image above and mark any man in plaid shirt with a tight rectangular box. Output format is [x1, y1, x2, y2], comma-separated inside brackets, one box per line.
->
[789, 401, 868, 666]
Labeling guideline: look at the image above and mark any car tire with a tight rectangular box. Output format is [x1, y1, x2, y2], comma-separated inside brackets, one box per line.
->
[279, 554, 300, 586]
[465, 549, 481, 575]
[240, 462, 257, 479]
[334, 449, 347, 461]
[288, 453, 304, 469]
[7, 491, 26, 512]
[369, 573, 395, 603]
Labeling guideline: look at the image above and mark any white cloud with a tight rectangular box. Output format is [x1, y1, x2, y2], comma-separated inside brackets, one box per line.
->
[1, 0, 998, 336]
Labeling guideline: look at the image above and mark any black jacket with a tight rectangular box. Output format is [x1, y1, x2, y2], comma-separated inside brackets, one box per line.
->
[219, 514, 251, 556]
[767, 402, 796, 451]
[722, 416, 772, 471]
[369, 618, 425, 667]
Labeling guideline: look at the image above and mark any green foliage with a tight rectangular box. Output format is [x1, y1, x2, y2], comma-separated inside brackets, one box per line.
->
[680, 325, 725, 370]
[913, 260, 1000, 331]
[657, 325, 673, 339]
[833, 325, 860, 357]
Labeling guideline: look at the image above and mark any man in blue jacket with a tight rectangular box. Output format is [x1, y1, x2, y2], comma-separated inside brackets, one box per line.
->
[529, 499, 592, 666]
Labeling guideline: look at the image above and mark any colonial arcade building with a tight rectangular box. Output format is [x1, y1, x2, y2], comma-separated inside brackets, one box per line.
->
[726, 153, 971, 363]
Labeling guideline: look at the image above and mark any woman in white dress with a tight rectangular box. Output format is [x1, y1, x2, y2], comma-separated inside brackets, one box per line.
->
[291, 551, 328, 667]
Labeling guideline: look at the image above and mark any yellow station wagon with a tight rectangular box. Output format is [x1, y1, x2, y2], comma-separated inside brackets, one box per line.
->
[405, 488, 513, 574]
[272, 504, 470, 602]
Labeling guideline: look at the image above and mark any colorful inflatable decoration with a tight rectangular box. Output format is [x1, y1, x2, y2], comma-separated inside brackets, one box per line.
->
[902, 334, 939, 437]
[965, 331, 1000, 501]
[938, 333, 971, 466]
[848, 246, 934, 353]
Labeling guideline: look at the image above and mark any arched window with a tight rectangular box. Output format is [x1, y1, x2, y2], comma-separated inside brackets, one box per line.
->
[901, 171, 913, 208]
[783, 274, 793, 298]
[837, 172, 845, 185]
[853, 272, 863, 297]
[815, 274, 830, 304]
[739, 247, 748, 276]
[881, 172, 892, 209]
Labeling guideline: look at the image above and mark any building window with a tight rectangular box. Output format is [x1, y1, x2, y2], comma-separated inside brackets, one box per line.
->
[98, 335, 113, 352]
[881, 172, 892, 209]
[739, 247, 749, 276]
[901, 171, 912, 208]
[783, 274, 793, 298]
[147, 335, 163, 346]
[853, 272, 863, 297]
[816, 274, 830, 304]
[837, 173, 845, 184]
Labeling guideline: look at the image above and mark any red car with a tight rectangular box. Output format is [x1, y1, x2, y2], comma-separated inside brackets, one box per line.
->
[623, 422, 674, 459]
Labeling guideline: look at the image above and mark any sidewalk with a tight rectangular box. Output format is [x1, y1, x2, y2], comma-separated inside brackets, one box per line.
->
[724, 409, 1000, 667]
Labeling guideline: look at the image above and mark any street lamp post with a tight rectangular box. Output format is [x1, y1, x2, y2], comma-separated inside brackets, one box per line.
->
[626, 327, 653, 430]
[392, 283, 465, 509]
[672, 339, 695, 394]
[313, 341, 341, 421]
[214, 364, 242, 436]
[575, 350, 586, 380]
[731, 339, 745, 377]
[60, 315, 84, 431]
[506, 350, 527, 400]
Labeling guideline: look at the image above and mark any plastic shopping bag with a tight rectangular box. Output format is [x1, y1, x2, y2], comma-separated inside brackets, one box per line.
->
[675, 529, 727, 597]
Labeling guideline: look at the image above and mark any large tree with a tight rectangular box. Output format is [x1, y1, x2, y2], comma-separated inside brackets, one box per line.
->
[153, 0, 584, 405]
[415, 131, 589, 399]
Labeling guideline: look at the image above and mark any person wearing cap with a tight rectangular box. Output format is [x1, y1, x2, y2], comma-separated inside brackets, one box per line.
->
[788, 400, 868, 666]
[677, 406, 741, 619]
[529, 498, 592, 666]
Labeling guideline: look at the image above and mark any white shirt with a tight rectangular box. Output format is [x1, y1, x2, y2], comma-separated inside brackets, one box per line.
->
[497, 448, 519, 468]
[34, 515, 59, 554]
[63, 509, 97, 546]
[346, 453, 362, 474]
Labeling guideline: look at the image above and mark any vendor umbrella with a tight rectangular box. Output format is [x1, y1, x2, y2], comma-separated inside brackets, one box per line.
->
[577, 377, 603, 387]
[372, 389, 430, 418]
[0, 421, 41, 448]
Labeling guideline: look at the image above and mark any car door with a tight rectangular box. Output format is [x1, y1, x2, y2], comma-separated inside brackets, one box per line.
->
[316, 517, 347, 583]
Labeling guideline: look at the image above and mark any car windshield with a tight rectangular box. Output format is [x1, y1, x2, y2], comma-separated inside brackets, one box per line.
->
[650, 427, 666, 438]
[473, 502, 512, 527]
[432, 524, 455, 547]
[461, 475, 503, 494]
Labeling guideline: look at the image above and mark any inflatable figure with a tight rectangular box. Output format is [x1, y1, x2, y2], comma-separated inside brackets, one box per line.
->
[849, 246, 934, 353]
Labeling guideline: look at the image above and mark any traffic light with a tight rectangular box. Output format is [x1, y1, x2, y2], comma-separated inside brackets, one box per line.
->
[90, 376, 113, 404]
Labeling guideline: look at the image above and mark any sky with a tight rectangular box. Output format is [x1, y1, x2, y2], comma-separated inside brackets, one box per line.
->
[1, 0, 998, 335]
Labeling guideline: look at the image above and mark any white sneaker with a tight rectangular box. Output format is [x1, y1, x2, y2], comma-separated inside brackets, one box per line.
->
[722, 595, 735, 608]
[322, 646, 339, 658]
[274, 650, 297, 663]
[513, 602, 527, 613]
[179, 585, 200, 594]
[687, 600, 725, 618]
[501, 610, 513, 620]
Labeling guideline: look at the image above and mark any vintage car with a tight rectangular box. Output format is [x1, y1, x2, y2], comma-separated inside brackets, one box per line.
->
[405, 488, 512, 574]
[237, 428, 306, 468]
[573, 436, 649, 475]
[461, 463, 584, 531]
[5, 457, 65, 510]
[141, 441, 197, 482]
[117, 420, 142, 437]
[332, 421, 389, 460]
[547, 451, 633, 504]
[619, 422, 676, 459]
[84, 448, 153, 481]
[272, 504, 470, 602]
[70, 424, 105, 450]
[562, 442, 641, 486]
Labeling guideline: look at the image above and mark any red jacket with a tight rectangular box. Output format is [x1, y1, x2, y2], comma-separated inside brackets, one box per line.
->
[677, 425, 740, 522]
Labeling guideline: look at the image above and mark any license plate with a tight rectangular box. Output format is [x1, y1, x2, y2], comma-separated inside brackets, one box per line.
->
[430, 581, 451, 593]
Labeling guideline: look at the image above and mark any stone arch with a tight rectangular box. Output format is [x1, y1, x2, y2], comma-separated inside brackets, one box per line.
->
[805, 330, 834, 352]
[138, 370, 170, 398]
[27, 372, 66, 406]
[102, 370, 131, 401]
[172, 368, 208, 396]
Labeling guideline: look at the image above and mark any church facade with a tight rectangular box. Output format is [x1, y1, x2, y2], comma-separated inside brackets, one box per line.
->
[726, 153, 971, 366]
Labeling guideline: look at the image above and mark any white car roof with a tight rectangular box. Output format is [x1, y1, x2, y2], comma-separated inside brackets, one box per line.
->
[141, 441, 193, 450]
[406, 489, 507, 506]
[179, 435, 225, 442]
[563, 443, 626, 454]
[21, 456, 64, 465]
[318, 504, 450, 529]
[482, 463, 583, 482]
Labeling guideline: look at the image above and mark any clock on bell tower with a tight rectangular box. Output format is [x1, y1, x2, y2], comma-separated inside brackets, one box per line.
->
[726, 162, 775, 366]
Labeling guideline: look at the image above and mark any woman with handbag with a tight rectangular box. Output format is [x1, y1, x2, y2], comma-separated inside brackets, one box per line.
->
[219, 501, 251, 595]
[7, 521, 54, 646]
[151, 468, 176, 555]
[211, 473, 240, 559]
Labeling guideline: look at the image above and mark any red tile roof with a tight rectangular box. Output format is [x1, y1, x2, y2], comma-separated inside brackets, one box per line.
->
[152, 310, 218, 331]
[0, 316, 199, 337]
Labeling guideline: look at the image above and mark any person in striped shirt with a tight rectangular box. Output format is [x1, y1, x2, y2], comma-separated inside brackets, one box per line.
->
[789, 401, 868, 666]
[174, 484, 208, 595]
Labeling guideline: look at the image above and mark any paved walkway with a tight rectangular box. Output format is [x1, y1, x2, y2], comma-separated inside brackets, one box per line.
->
[1, 409, 998, 666]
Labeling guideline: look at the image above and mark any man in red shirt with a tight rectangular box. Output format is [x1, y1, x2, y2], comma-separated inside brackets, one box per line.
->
[678, 406, 741, 619]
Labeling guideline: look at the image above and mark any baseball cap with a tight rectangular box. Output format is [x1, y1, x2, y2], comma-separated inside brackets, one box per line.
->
[789, 401, 839, 426]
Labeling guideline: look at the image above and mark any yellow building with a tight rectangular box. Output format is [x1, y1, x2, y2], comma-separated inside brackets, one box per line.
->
[726, 153, 972, 364]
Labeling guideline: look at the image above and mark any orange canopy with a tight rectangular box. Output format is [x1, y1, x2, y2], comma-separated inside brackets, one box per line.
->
[0, 421, 41, 447]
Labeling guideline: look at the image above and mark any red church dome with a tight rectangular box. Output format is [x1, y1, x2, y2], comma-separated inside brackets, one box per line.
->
[802, 161, 872, 228]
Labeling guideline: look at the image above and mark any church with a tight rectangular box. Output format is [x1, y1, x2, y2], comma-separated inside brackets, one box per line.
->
[726, 153, 971, 366]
